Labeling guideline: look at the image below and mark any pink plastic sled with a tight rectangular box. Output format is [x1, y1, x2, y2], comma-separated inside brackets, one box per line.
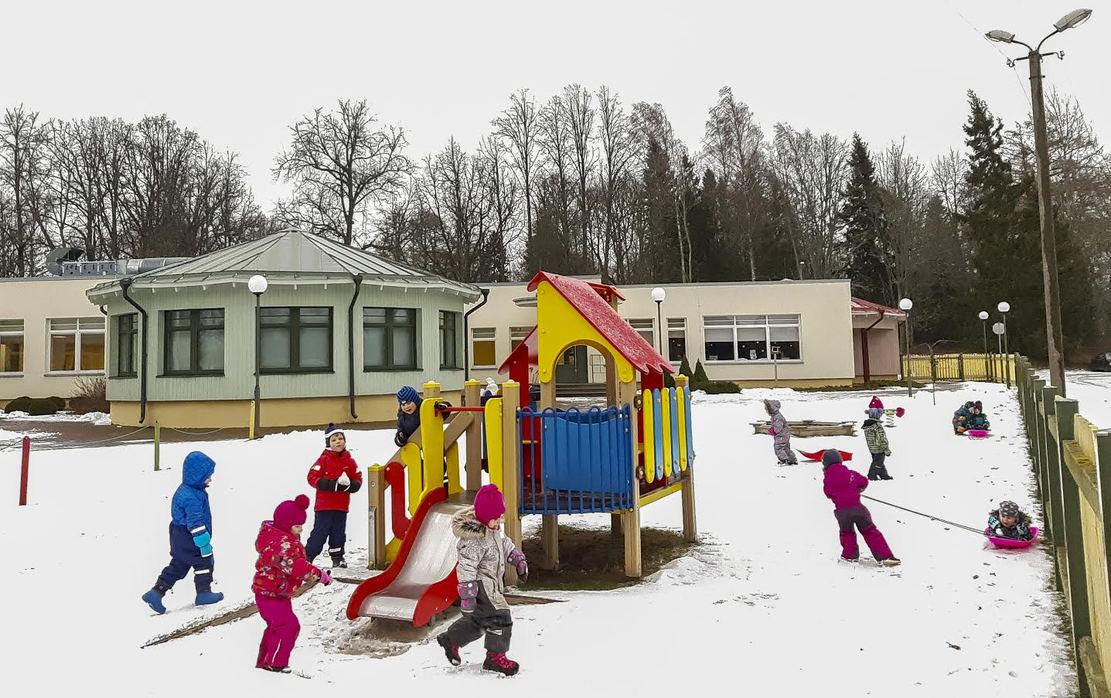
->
[966, 429, 991, 439]
[798, 449, 853, 462]
[984, 526, 1039, 549]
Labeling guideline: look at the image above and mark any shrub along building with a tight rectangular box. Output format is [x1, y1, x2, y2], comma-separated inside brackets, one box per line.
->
[85, 230, 480, 428]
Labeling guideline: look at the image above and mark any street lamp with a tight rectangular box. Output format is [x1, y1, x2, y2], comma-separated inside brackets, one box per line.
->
[985, 9, 1092, 397]
[248, 274, 268, 436]
[651, 287, 666, 358]
[978, 311, 991, 381]
[993, 321, 1006, 380]
[898, 298, 913, 397]
[997, 301, 1011, 388]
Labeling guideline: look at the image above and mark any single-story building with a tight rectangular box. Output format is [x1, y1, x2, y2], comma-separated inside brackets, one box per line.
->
[84, 230, 481, 428]
[851, 297, 907, 382]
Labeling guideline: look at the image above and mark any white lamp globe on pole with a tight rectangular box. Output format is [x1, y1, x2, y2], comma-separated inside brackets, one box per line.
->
[997, 301, 1011, 388]
[249, 274, 268, 437]
[249, 274, 269, 295]
[898, 298, 913, 396]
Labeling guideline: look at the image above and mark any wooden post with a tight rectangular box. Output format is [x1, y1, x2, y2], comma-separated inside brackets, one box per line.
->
[1096, 428, 1111, 667]
[1055, 398, 1092, 670]
[501, 380, 521, 586]
[463, 380, 483, 492]
[618, 378, 642, 577]
[1042, 386, 1064, 549]
[538, 377, 558, 570]
[367, 465, 387, 569]
[153, 421, 161, 472]
[248, 400, 256, 440]
[1030, 378, 1047, 511]
[677, 375, 697, 541]
[958, 353, 965, 381]
[19, 436, 30, 506]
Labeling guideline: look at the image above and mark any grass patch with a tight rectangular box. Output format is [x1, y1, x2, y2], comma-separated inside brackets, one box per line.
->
[519, 524, 697, 591]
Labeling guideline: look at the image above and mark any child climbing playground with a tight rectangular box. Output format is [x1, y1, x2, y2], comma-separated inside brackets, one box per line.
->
[987, 500, 1033, 541]
[863, 407, 893, 480]
[141, 451, 224, 614]
[821, 450, 900, 566]
[306, 423, 362, 568]
[253, 494, 333, 673]
[436, 484, 529, 676]
[764, 399, 798, 465]
[395, 385, 422, 447]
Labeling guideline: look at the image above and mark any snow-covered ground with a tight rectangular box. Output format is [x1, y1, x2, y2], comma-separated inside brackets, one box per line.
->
[0, 409, 112, 426]
[2, 383, 1079, 696]
[1056, 371, 1111, 429]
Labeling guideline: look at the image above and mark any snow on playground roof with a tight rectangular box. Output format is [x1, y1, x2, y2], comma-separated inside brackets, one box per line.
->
[851, 297, 907, 318]
[526, 271, 673, 375]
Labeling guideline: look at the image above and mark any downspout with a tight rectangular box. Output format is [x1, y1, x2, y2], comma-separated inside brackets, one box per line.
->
[860, 309, 886, 383]
[348, 273, 363, 421]
[119, 277, 148, 424]
[462, 288, 490, 382]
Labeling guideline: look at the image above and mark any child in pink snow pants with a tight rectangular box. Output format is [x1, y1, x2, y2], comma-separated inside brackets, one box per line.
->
[821, 450, 901, 566]
[251, 494, 332, 673]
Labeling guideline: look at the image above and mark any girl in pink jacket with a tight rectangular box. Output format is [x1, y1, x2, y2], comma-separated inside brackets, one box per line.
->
[821, 450, 900, 566]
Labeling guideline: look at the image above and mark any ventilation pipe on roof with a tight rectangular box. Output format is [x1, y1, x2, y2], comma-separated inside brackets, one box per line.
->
[463, 288, 491, 382]
[119, 278, 149, 424]
[348, 273, 363, 420]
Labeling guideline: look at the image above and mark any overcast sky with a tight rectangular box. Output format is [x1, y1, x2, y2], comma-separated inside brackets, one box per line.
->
[3, 0, 1107, 208]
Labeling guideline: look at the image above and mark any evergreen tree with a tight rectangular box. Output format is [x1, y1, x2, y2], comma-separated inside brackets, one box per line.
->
[642, 136, 681, 282]
[838, 134, 891, 303]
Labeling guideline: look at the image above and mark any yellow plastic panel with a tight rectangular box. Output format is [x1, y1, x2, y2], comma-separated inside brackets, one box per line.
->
[485, 398, 504, 489]
[401, 442, 423, 515]
[446, 442, 461, 495]
[642, 389, 655, 484]
[661, 388, 673, 478]
[677, 387, 688, 472]
[534, 281, 635, 384]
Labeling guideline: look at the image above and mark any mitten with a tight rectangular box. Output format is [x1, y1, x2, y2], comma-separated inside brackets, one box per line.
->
[458, 581, 478, 612]
[768, 428, 777, 436]
[885, 450, 891, 457]
[508, 549, 528, 583]
[193, 531, 213, 557]
[338, 472, 351, 488]
[319, 569, 332, 586]
[394, 430, 407, 447]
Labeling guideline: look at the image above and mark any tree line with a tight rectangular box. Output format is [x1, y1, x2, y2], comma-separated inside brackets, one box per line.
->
[2, 85, 1109, 357]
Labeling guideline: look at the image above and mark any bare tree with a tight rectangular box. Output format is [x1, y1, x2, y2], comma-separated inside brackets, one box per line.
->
[274, 99, 411, 245]
[596, 86, 635, 280]
[563, 85, 597, 265]
[930, 148, 967, 221]
[493, 89, 539, 247]
[0, 106, 52, 275]
[876, 140, 930, 300]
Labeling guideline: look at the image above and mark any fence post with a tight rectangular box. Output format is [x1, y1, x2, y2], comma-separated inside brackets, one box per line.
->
[19, 436, 30, 506]
[367, 464, 387, 569]
[1041, 386, 1064, 589]
[153, 421, 161, 472]
[1055, 398, 1092, 687]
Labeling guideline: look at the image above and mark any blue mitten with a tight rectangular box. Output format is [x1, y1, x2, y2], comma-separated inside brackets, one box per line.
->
[457, 581, 478, 612]
[193, 531, 213, 557]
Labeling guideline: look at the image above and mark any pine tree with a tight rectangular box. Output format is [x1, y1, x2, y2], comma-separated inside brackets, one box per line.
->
[642, 136, 681, 282]
[838, 134, 891, 303]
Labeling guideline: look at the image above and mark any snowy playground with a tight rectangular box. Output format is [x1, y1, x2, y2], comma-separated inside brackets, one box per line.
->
[4, 375, 1104, 696]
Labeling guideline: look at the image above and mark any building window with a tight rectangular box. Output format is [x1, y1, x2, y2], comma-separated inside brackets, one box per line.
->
[510, 326, 532, 351]
[703, 314, 801, 362]
[164, 309, 224, 375]
[667, 318, 687, 363]
[440, 311, 460, 369]
[0, 319, 24, 373]
[629, 319, 655, 348]
[471, 328, 497, 368]
[49, 317, 105, 372]
[363, 307, 417, 370]
[116, 314, 138, 377]
[260, 307, 333, 373]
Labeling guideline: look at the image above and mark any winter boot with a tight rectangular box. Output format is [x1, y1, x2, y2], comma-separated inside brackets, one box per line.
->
[142, 581, 170, 614]
[867, 465, 880, 481]
[261, 665, 292, 674]
[879, 557, 902, 567]
[878, 465, 894, 481]
[195, 589, 224, 606]
[437, 634, 461, 666]
[331, 557, 348, 569]
[839, 555, 859, 563]
[483, 651, 520, 676]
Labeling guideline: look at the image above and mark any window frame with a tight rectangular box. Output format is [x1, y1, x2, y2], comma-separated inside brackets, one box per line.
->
[510, 326, 532, 351]
[47, 316, 106, 374]
[439, 310, 461, 370]
[258, 306, 334, 375]
[470, 327, 497, 369]
[702, 314, 803, 364]
[666, 317, 687, 364]
[362, 306, 418, 371]
[0, 319, 25, 374]
[628, 318, 655, 349]
[163, 309, 225, 377]
[115, 313, 138, 378]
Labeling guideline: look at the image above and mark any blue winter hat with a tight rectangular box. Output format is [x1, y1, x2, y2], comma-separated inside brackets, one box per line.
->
[397, 386, 419, 404]
[821, 449, 843, 467]
[324, 422, 346, 446]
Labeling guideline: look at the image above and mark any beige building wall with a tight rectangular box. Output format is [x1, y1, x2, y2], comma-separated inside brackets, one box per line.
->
[851, 315, 902, 379]
[0, 277, 108, 402]
[468, 279, 856, 386]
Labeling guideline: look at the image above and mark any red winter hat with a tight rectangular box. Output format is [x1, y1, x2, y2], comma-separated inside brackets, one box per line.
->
[868, 396, 884, 410]
[274, 494, 311, 532]
[473, 484, 506, 524]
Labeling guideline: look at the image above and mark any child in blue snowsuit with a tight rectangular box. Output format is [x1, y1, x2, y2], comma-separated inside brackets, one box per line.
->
[141, 451, 224, 614]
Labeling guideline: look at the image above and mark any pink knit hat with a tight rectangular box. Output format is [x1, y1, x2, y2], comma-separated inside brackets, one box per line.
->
[868, 396, 884, 410]
[473, 484, 506, 524]
[274, 494, 311, 532]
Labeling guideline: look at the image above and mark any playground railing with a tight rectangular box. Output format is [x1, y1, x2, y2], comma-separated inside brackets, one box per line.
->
[1016, 355, 1111, 698]
[641, 386, 694, 486]
[517, 405, 634, 515]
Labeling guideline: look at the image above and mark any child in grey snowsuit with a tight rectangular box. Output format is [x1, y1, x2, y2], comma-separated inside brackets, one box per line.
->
[764, 399, 797, 465]
[437, 484, 528, 676]
[863, 407, 893, 480]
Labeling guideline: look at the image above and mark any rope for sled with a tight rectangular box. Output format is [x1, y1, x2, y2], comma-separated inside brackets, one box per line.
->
[861, 494, 986, 536]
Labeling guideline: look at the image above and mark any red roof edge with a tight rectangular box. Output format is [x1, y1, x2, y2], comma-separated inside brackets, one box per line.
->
[497, 326, 538, 373]
[851, 297, 907, 318]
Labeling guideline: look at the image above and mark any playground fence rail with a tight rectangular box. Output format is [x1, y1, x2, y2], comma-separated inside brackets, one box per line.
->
[902, 352, 1015, 383]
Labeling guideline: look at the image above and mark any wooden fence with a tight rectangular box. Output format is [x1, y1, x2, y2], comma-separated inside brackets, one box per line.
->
[1017, 355, 1111, 697]
[902, 352, 1016, 383]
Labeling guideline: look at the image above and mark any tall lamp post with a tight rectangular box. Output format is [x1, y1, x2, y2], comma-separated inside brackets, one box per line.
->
[978, 310, 991, 381]
[993, 322, 1006, 380]
[997, 301, 1011, 388]
[248, 274, 268, 436]
[651, 287, 666, 358]
[898, 298, 913, 397]
[986, 8, 1092, 397]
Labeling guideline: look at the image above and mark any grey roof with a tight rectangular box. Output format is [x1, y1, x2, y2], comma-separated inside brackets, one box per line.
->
[87, 230, 481, 302]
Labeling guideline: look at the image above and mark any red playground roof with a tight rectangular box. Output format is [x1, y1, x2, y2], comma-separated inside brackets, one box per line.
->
[498, 325, 538, 374]
[526, 272, 673, 375]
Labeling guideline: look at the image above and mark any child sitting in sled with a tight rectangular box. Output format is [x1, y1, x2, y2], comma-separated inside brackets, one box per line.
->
[953, 401, 974, 434]
[987, 500, 1033, 541]
[967, 401, 990, 432]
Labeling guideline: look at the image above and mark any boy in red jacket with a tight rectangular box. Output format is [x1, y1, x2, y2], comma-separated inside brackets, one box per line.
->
[306, 423, 363, 568]
[253, 494, 332, 673]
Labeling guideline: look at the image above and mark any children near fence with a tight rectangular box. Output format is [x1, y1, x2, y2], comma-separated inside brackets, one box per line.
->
[821, 450, 900, 566]
[764, 399, 798, 465]
[306, 423, 362, 568]
[987, 500, 1033, 541]
[142, 451, 224, 614]
[953, 401, 975, 434]
[437, 484, 529, 676]
[968, 401, 991, 432]
[863, 407, 893, 480]
[395, 385, 422, 447]
[253, 494, 333, 673]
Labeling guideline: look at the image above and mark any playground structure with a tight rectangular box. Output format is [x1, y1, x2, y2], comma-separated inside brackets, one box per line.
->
[347, 272, 698, 626]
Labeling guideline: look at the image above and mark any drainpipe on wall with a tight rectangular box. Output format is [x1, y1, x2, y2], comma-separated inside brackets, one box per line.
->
[860, 309, 886, 383]
[98, 305, 108, 316]
[348, 273, 363, 421]
[119, 277, 148, 424]
[462, 288, 490, 382]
